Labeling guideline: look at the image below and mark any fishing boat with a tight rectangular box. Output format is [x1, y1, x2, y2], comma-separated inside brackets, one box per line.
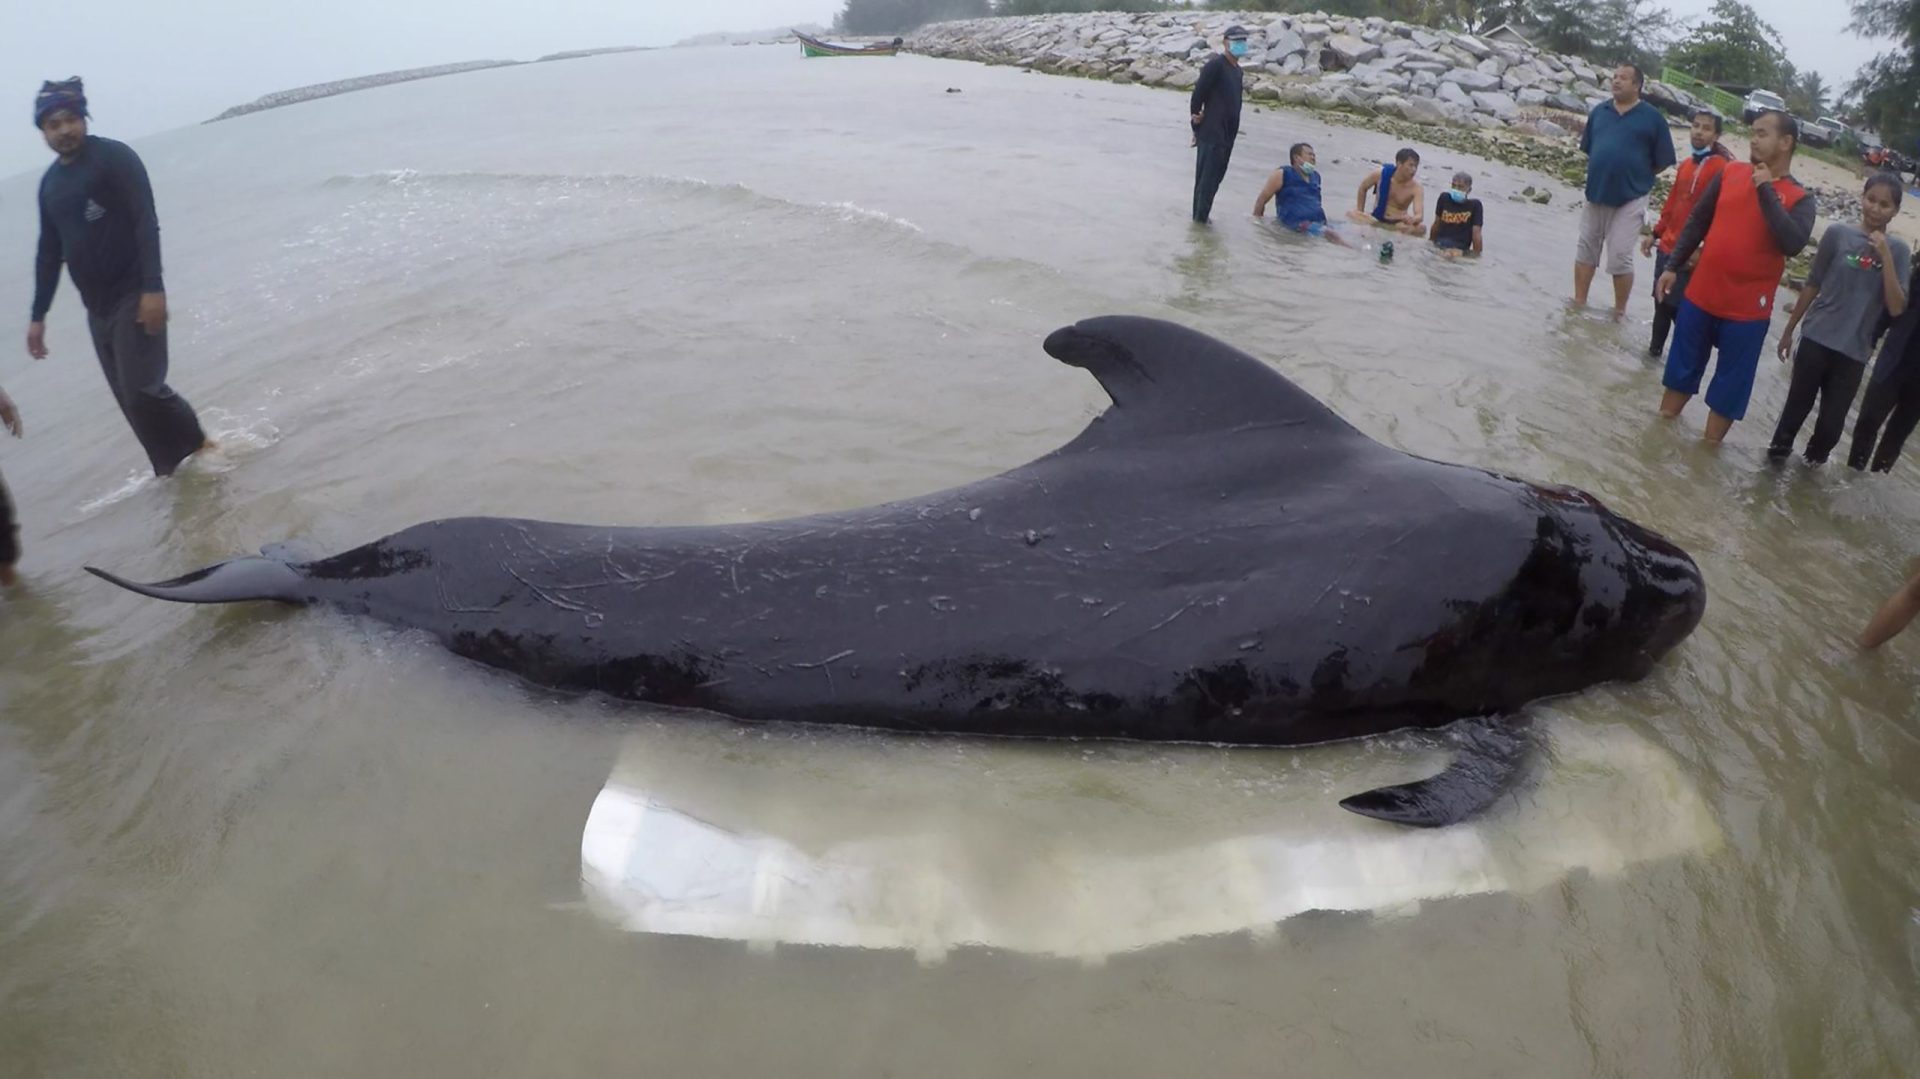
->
[795, 31, 902, 58]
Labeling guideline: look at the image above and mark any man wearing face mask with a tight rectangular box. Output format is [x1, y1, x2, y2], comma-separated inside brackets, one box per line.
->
[1189, 26, 1248, 225]
[1642, 110, 1732, 358]
[1428, 172, 1484, 257]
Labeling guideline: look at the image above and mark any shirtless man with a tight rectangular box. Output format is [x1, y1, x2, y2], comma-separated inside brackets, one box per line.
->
[1348, 148, 1425, 234]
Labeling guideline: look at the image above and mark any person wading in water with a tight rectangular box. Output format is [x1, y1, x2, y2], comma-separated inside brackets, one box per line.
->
[26, 77, 215, 477]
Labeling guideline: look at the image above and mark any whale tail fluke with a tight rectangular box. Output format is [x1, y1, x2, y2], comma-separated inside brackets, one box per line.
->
[85, 556, 310, 606]
[1338, 716, 1533, 828]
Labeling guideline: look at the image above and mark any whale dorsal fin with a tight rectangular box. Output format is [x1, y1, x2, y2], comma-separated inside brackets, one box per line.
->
[1043, 316, 1365, 450]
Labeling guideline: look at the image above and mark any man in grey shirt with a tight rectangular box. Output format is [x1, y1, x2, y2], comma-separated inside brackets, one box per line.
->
[1768, 173, 1912, 463]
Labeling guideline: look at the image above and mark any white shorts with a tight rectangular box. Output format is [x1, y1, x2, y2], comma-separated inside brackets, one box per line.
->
[1576, 196, 1649, 277]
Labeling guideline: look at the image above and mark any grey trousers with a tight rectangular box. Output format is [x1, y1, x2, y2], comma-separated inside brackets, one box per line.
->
[87, 292, 207, 476]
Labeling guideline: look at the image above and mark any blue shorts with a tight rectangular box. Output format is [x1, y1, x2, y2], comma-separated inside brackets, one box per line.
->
[1663, 297, 1770, 421]
[1282, 216, 1328, 237]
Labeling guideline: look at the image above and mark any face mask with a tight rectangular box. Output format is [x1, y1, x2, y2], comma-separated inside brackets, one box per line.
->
[1298, 162, 1316, 176]
[1228, 40, 1248, 58]
[1691, 144, 1714, 161]
[1446, 189, 1468, 201]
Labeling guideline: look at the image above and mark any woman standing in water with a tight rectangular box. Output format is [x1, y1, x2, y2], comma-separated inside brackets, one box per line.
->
[1768, 173, 1911, 464]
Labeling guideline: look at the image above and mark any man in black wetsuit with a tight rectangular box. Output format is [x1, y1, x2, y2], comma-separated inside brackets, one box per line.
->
[1188, 25, 1248, 225]
[26, 78, 213, 477]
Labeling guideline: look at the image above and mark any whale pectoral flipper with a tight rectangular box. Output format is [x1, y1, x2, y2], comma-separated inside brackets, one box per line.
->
[85, 557, 308, 606]
[1337, 716, 1533, 828]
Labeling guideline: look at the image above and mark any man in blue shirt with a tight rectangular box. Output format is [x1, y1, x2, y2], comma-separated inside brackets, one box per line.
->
[1188, 26, 1248, 224]
[1575, 64, 1676, 317]
[26, 78, 213, 477]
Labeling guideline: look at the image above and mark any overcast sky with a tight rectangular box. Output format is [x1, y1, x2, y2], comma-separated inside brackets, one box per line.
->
[0, 1, 1895, 178]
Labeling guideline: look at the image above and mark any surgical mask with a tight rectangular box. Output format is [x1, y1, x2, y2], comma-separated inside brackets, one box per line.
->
[1446, 189, 1468, 201]
[1298, 162, 1317, 176]
[1691, 144, 1714, 161]
[1228, 40, 1248, 58]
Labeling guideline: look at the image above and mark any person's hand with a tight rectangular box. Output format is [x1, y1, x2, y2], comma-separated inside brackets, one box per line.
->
[1869, 229, 1892, 262]
[1190, 111, 1202, 128]
[0, 390, 18, 438]
[135, 292, 168, 336]
[1640, 233, 1655, 258]
[1655, 270, 1679, 304]
[1752, 162, 1774, 187]
[26, 322, 46, 360]
[1778, 328, 1795, 362]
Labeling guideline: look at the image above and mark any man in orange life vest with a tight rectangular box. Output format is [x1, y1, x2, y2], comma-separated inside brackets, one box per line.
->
[1655, 110, 1816, 445]
[1642, 109, 1732, 357]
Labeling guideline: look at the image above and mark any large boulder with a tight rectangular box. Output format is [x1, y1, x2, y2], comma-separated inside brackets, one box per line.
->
[1445, 67, 1502, 92]
[1516, 86, 1550, 107]
[1411, 29, 1444, 50]
[1454, 34, 1493, 59]
[1381, 38, 1419, 58]
[1409, 70, 1440, 92]
[1326, 33, 1382, 67]
[1394, 95, 1452, 125]
[1503, 65, 1545, 91]
[1547, 91, 1589, 113]
[1165, 68, 1199, 90]
[1436, 80, 1475, 108]
[1266, 28, 1306, 61]
[1477, 55, 1508, 77]
[1472, 90, 1520, 119]
[1296, 22, 1331, 43]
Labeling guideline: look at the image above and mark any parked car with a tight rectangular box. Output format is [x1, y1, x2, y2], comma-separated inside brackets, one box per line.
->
[1802, 116, 1851, 149]
[1741, 89, 1787, 125]
[1801, 118, 1839, 148]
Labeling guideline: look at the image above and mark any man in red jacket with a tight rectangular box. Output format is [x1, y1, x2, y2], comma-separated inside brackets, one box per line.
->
[1655, 111, 1817, 445]
[1642, 109, 1732, 357]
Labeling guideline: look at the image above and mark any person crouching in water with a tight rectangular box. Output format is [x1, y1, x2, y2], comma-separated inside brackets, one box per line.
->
[1767, 173, 1910, 464]
[1654, 110, 1815, 445]
[1643, 110, 1732, 357]
[1348, 148, 1425, 234]
[1428, 172, 1483, 257]
[1253, 143, 1349, 246]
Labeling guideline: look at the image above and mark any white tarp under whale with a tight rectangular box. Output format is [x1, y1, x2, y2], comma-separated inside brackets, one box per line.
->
[579, 718, 1720, 962]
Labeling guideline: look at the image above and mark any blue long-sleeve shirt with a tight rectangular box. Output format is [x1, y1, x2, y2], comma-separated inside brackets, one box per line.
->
[32, 136, 165, 320]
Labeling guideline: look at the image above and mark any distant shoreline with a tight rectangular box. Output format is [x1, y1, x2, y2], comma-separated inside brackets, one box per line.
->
[204, 47, 655, 124]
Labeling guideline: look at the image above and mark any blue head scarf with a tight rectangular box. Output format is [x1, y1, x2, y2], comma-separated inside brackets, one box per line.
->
[34, 77, 87, 128]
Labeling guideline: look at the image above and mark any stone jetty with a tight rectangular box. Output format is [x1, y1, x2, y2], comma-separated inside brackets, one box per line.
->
[907, 11, 1710, 142]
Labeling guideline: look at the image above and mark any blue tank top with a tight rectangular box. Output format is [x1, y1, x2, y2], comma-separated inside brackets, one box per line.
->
[1373, 163, 1399, 221]
[1274, 166, 1325, 228]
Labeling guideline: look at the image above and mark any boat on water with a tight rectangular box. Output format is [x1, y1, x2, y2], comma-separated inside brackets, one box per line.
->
[795, 31, 903, 58]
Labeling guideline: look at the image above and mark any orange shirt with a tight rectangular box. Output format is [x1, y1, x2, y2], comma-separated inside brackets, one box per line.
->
[1683, 163, 1808, 321]
[1653, 149, 1729, 254]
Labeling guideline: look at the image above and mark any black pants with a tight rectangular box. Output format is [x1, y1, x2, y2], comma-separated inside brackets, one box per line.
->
[87, 292, 207, 476]
[1848, 361, 1920, 472]
[0, 468, 17, 567]
[1768, 339, 1864, 463]
[1649, 250, 1678, 356]
[1193, 140, 1233, 224]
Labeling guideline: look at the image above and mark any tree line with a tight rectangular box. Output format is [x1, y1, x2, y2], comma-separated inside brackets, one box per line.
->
[831, 0, 1918, 148]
